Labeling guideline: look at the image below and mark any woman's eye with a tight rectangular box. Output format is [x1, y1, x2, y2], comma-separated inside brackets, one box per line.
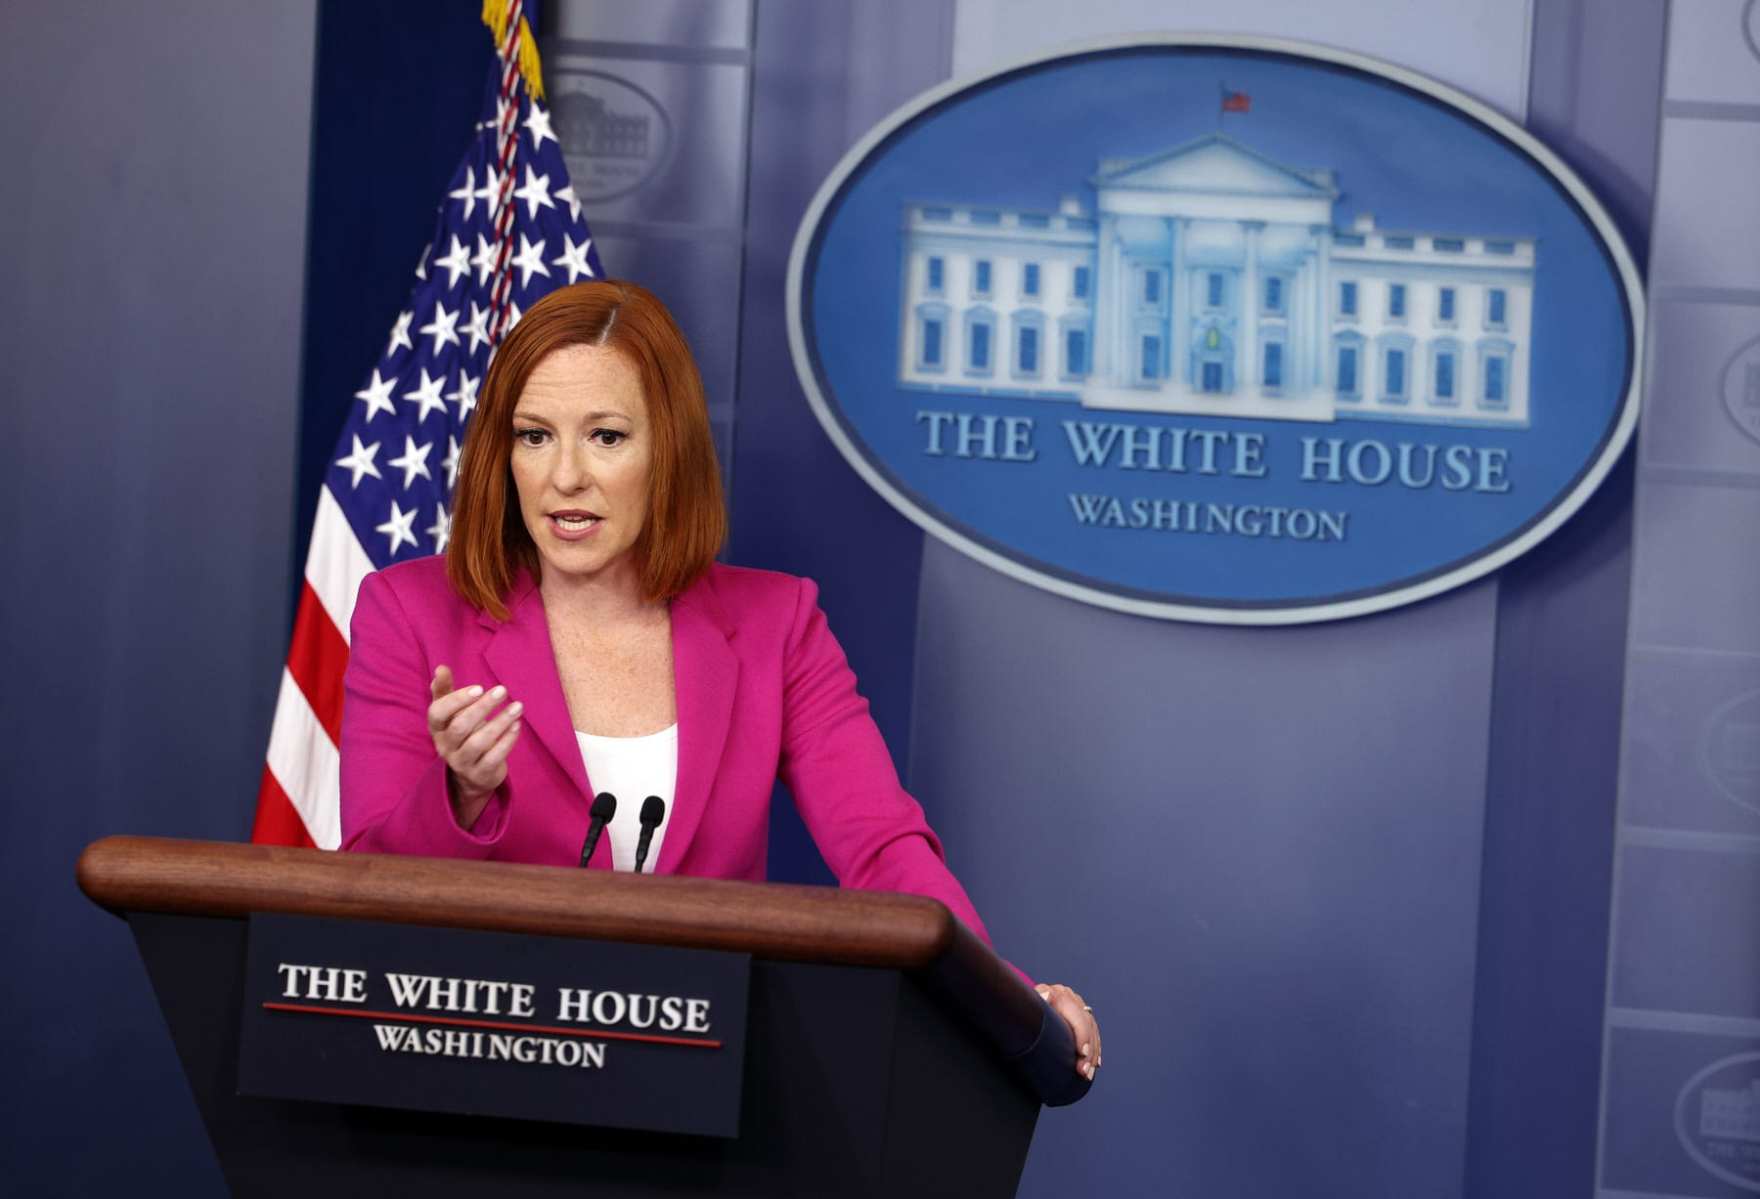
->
[514, 428, 548, 447]
[591, 429, 627, 447]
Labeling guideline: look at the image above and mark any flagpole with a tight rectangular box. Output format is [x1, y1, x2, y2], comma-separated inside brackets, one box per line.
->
[487, 0, 529, 346]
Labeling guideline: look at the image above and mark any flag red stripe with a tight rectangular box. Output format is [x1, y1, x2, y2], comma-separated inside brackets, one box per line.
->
[251, 763, 317, 848]
[285, 580, 349, 745]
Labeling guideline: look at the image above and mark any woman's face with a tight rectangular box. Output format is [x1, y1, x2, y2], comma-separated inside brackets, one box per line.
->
[509, 343, 653, 590]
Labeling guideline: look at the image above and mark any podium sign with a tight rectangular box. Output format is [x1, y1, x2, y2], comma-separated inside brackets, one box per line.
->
[238, 914, 751, 1137]
[80, 838, 1077, 1195]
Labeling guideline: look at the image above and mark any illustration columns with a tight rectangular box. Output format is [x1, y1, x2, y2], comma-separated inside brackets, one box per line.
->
[1094, 214, 1119, 386]
[1171, 216, 1188, 388]
[1240, 220, 1262, 390]
[1311, 224, 1330, 389]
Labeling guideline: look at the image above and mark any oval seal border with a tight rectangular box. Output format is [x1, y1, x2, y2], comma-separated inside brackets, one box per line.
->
[785, 34, 1646, 625]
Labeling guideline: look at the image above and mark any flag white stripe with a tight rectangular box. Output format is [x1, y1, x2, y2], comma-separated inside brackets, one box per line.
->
[265, 667, 342, 850]
[305, 484, 376, 646]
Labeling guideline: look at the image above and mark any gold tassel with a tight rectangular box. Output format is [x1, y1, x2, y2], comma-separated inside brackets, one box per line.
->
[481, 0, 546, 102]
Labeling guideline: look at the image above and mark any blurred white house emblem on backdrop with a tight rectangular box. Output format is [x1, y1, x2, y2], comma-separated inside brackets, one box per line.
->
[552, 71, 671, 203]
[898, 134, 1535, 428]
[1721, 334, 1760, 448]
[1701, 688, 1760, 817]
[788, 36, 1644, 625]
[1677, 1052, 1760, 1192]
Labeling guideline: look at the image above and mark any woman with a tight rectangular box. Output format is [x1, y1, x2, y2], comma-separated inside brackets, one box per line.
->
[340, 281, 1099, 1081]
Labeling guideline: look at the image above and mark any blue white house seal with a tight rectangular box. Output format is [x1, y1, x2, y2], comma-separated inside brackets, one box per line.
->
[786, 36, 1644, 624]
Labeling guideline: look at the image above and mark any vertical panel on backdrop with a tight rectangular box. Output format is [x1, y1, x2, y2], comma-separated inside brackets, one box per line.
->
[1599, 2, 1760, 1196]
[541, 1, 755, 497]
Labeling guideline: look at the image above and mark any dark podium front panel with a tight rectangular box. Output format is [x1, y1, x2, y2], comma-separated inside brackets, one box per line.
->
[132, 911, 1041, 1198]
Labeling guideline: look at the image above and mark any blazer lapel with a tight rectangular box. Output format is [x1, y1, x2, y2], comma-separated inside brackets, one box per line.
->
[656, 576, 738, 875]
[480, 572, 597, 833]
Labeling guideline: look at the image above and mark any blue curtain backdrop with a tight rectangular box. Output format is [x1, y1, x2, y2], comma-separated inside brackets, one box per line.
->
[0, 3, 319, 1193]
[0, 1, 1683, 1195]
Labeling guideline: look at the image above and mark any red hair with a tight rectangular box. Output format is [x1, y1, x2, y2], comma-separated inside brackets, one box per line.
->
[446, 281, 726, 619]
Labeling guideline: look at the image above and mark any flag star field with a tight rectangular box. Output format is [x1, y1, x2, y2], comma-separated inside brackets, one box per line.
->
[327, 84, 604, 569]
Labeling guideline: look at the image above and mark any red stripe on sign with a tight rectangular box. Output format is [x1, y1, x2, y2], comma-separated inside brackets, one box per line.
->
[251, 764, 316, 848]
[285, 581, 349, 744]
[263, 1002, 723, 1049]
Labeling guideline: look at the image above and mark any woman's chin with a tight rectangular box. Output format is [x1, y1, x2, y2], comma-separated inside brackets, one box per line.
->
[537, 543, 637, 587]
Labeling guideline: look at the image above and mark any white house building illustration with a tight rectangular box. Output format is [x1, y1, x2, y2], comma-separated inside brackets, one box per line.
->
[897, 134, 1535, 427]
[1702, 1080, 1760, 1143]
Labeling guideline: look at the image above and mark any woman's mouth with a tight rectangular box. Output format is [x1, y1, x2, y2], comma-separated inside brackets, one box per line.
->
[548, 510, 601, 540]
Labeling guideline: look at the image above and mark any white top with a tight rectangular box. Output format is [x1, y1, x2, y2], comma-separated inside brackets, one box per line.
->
[573, 724, 678, 873]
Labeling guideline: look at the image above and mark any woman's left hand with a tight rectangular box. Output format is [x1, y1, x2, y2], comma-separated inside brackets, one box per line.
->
[1036, 982, 1101, 1080]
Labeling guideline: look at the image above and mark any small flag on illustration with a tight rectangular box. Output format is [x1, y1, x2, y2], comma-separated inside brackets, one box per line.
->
[251, 0, 604, 849]
[1221, 87, 1251, 114]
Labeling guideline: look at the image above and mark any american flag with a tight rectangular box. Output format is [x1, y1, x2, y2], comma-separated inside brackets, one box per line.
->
[252, 1, 603, 848]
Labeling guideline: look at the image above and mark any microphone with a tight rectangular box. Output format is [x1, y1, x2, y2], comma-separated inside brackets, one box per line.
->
[633, 796, 666, 873]
[579, 792, 617, 868]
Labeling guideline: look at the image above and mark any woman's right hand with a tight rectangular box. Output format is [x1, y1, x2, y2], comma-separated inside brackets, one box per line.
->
[427, 665, 523, 827]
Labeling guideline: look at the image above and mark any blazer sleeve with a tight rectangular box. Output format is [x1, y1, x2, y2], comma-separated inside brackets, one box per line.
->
[339, 570, 512, 857]
[775, 577, 1017, 968]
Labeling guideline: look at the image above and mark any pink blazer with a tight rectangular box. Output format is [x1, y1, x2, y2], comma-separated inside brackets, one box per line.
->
[340, 556, 999, 950]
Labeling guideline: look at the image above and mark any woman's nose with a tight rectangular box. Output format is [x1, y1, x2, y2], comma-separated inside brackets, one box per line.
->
[551, 441, 589, 492]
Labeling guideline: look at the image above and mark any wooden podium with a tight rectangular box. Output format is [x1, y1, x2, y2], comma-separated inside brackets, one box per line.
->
[78, 836, 1088, 1197]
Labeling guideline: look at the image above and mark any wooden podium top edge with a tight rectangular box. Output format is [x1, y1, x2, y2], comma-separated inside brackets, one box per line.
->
[77, 835, 1068, 1091]
[75, 835, 960, 970]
